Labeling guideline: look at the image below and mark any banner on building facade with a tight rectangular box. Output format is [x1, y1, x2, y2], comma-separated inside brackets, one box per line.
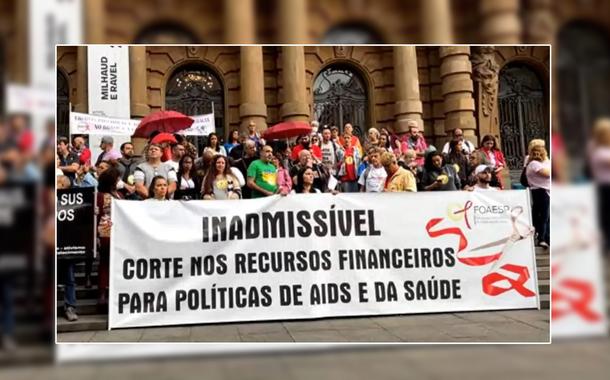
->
[180, 113, 215, 136]
[551, 184, 608, 338]
[57, 187, 95, 258]
[30, 0, 83, 88]
[109, 191, 539, 329]
[69, 112, 139, 136]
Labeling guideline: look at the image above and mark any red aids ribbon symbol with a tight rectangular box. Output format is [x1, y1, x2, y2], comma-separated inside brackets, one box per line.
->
[482, 264, 536, 297]
[452, 201, 473, 229]
[426, 217, 535, 298]
[552, 266, 601, 322]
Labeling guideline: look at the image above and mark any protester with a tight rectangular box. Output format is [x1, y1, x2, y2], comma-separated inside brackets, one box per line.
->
[94, 136, 120, 168]
[224, 129, 240, 154]
[338, 123, 363, 157]
[246, 120, 265, 148]
[338, 133, 361, 193]
[319, 126, 344, 177]
[174, 155, 201, 200]
[203, 132, 227, 157]
[71, 135, 92, 165]
[441, 128, 476, 155]
[290, 149, 330, 193]
[330, 126, 340, 142]
[358, 147, 387, 193]
[589, 118, 610, 251]
[165, 142, 186, 171]
[116, 142, 141, 184]
[311, 133, 321, 148]
[480, 134, 507, 189]
[470, 165, 498, 192]
[380, 151, 417, 192]
[401, 121, 427, 167]
[421, 151, 461, 191]
[232, 140, 258, 199]
[526, 145, 551, 248]
[56, 174, 71, 189]
[72, 156, 98, 188]
[378, 133, 391, 152]
[291, 134, 322, 161]
[96, 167, 123, 310]
[291, 167, 321, 194]
[364, 127, 380, 151]
[146, 176, 170, 201]
[133, 143, 177, 199]
[202, 155, 242, 200]
[57, 136, 79, 183]
[273, 153, 292, 195]
[445, 139, 469, 188]
[247, 145, 278, 197]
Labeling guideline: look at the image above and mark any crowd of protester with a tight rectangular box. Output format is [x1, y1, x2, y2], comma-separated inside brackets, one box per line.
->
[55, 118, 551, 322]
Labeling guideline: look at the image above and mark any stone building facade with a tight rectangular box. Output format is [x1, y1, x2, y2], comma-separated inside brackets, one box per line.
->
[56, 45, 549, 172]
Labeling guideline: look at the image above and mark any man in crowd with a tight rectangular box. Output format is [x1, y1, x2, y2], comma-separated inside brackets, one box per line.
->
[470, 165, 498, 191]
[330, 126, 340, 142]
[358, 147, 387, 192]
[95, 136, 120, 168]
[381, 151, 417, 192]
[291, 133, 322, 161]
[290, 149, 330, 193]
[165, 142, 186, 172]
[72, 156, 98, 188]
[320, 126, 344, 176]
[247, 120, 265, 148]
[71, 135, 92, 165]
[247, 145, 278, 197]
[133, 143, 177, 199]
[116, 142, 141, 184]
[57, 136, 79, 184]
[401, 120, 427, 167]
[233, 140, 259, 199]
[339, 123, 363, 157]
[441, 128, 476, 155]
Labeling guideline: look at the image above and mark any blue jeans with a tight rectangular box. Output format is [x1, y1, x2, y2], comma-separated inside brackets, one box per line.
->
[58, 262, 76, 309]
[0, 277, 14, 336]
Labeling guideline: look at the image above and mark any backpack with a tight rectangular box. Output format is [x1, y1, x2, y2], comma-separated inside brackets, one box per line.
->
[520, 165, 529, 188]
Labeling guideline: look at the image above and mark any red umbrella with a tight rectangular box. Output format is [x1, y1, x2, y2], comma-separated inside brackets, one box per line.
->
[262, 121, 312, 141]
[150, 132, 177, 145]
[133, 110, 194, 138]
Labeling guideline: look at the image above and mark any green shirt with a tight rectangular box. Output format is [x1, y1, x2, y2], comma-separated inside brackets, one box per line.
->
[247, 159, 278, 198]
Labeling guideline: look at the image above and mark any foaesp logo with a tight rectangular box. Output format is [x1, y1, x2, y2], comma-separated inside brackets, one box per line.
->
[447, 201, 516, 228]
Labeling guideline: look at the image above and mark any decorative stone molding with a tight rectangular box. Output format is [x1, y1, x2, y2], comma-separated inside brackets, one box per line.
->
[471, 46, 499, 117]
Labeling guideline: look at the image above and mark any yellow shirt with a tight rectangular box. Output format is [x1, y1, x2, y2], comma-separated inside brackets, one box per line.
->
[385, 167, 417, 192]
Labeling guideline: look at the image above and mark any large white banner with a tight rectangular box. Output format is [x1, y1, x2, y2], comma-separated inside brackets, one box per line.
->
[180, 113, 215, 136]
[30, 0, 83, 87]
[551, 184, 608, 338]
[109, 191, 539, 329]
[69, 112, 139, 136]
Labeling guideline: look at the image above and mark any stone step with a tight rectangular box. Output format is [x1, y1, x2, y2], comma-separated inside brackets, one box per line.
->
[57, 314, 108, 333]
[537, 267, 550, 280]
[536, 256, 549, 267]
[57, 285, 100, 301]
[540, 294, 549, 309]
[57, 298, 100, 316]
[538, 279, 549, 294]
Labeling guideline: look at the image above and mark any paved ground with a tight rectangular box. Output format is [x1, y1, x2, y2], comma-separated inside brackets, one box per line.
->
[2, 340, 609, 380]
[57, 309, 549, 343]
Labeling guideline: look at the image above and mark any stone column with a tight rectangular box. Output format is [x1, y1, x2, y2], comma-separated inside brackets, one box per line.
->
[393, 46, 423, 134]
[74, 46, 88, 113]
[13, 0, 28, 83]
[280, 46, 309, 122]
[224, 0, 255, 43]
[523, 0, 556, 44]
[240, 46, 268, 133]
[428, 49, 446, 146]
[480, 0, 522, 43]
[439, 47, 476, 144]
[418, 48, 432, 140]
[471, 46, 500, 139]
[85, 0, 106, 43]
[420, 0, 454, 43]
[278, 0, 308, 43]
[129, 46, 150, 118]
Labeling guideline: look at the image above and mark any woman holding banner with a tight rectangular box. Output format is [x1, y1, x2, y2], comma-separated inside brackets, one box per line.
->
[202, 155, 241, 200]
[291, 167, 321, 194]
[146, 176, 170, 201]
[174, 155, 201, 200]
[203, 132, 227, 157]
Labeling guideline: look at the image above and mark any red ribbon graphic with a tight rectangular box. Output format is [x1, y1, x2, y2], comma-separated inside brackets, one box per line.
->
[426, 217, 535, 298]
[552, 266, 601, 322]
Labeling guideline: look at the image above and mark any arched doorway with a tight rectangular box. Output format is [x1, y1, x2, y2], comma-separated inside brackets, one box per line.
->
[313, 65, 369, 139]
[134, 23, 200, 44]
[321, 23, 384, 44]
[498, 62, 548, 171]
[557, 22, 610, 173]
[165, 64, 224, 147]
[57, 71, 70, 138]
